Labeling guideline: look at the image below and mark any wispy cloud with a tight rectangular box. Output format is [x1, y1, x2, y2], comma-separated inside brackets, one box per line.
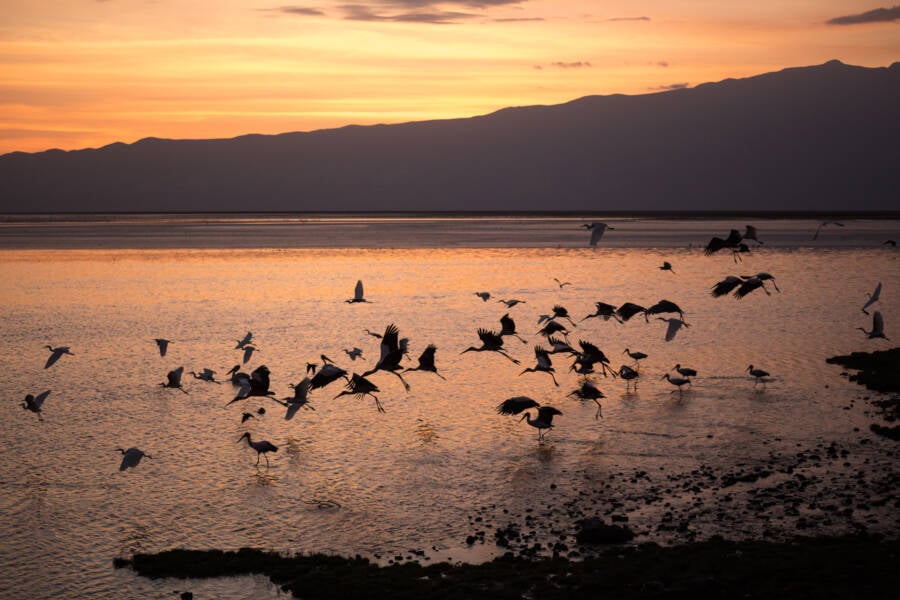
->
[340, 4, 476, 23]
[606, 16, 650, 22]
[650, 82, 689, 91]
[493, 17, 543, 22]
[550, 61, 591, 69]
[656, 61, 669, 68]
[827, 5, 900, 25]
[262, 6, 326, 17]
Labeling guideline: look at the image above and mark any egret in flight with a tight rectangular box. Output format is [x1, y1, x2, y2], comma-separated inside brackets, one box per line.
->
[344, 347, 364, 361]
[812, 220, 844, 240]
[237, 433, 278, 467]
[497, 396, 563, 441]
[21, 390, 51, 421]
[474, 291, 491, 302]
[858, 311, 889, 340]
[44, 345, 73, 369]
[240, 344, 258, 364]
[553, 278, 572, 289]
[861, 282, 882, 315]
[347, 280, 371, 303]
[154, 338, 171, 357]
[161, 366, 189, 394]
[583, 222, 614, 247]
[498, 298, 526, 308]
[117, 447, 153, 471]
[615, 302, 646, 322]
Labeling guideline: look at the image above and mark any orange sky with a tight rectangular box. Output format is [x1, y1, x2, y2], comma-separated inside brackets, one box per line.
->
[1, 1, 897, 155]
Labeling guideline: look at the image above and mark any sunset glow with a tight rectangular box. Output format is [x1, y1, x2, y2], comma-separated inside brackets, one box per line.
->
[1, 0, 898, 155]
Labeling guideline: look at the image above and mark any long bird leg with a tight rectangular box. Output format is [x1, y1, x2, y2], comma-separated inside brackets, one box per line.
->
[389, 370, 411, 391]
[548, 372, 560, 387]
[594, 401, 602, 420]
[498, 350, 521, 365]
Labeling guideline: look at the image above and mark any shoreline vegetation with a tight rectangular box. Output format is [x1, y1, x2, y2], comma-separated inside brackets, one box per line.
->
[116, 535, 899, 599]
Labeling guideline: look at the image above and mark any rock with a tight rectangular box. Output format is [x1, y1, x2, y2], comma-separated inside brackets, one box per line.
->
[575, 517, 635, 544]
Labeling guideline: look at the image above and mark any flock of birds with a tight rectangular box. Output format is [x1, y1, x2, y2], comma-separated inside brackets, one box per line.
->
[19, 221, 892, 469]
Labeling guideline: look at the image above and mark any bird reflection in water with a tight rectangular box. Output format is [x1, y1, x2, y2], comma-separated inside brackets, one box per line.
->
[414, 419, 439, 445]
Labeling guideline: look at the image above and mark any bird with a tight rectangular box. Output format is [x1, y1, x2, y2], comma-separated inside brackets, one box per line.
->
[747, 364, 770, 387]
[553, 278, 572, 289]
[858, 311, 889, 340]
[731, 243, 752, 263]
[364, 328, 383, 339]
[571, 340, 615, 377]
[615, 302, 646, 322]
[21, 390, 51, 421]
[403, 344, 446, 380]
[812, 220, 844, 240]
[309, 359, 349, 390]
[583, 222, 614, 247]
[154, 338, 171, 357]
[227, 365, 274, 404]
[344, 347, 364, 361]
[346, 280, 371, 303]
[581, 301, 621, 323]
[306, 362, 318, 375]
[546, 336, 576, 355]
[117, 447, 152, 470]
[499, 313, 528, 344]
[704, 229, 743, 256]
[474, 291, 491, 302]
[742, 272, 780, 292]
[461, 328, 521, 364]
[743, 225, 763, 245]
[497, 298, 526, 308]
[711, 275, 744, 298]
[658, 317, 690, 342]
[861, 282, 882, 315]
[161, 366, 189, 394]
[659, 261, 674, 273]
[44, 345, 73, 369]
[623, 348, 648, 367]
[884, 240, 897, 247]
[240, 344, 257, 364]
[536, 319, 569, 339]
[551, 304, 577, 327]
[618, 365, 639, 392]
[237, 432, 279, 467]
[568, 381, 605, 419]
[361, 323, 411, 391]
[334, 373, 385, 412]
[497, 396, 563, 441]
[235, 331, 253, 350]
[661, 372, 691, 396]
[241, 412, 256, 423]
[733, 277, 772, 299]
[644, 299, 684, 321]
[190, 368, 220, 384]
[672, 364, 698, 378]
[519, 345, 560, 386]
[278, 377, 315, 420]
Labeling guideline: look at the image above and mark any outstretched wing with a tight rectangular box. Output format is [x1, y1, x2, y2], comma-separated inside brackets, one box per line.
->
[33, 390, 51, 409]
[497, 396, 539, 415]
[873, 311, 885, 335]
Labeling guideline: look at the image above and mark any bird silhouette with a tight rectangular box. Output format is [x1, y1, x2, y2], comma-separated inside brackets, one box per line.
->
[334, 373, 385, 412]
[227, 365, 273, 405]
[704, 229, 743, 255]
[309, 359, 349, 390]
[497, 298, 526, 308]
[711, 275, 744, 298]
[644, 299, 684, 321]
[623, 348, 648, 367]
[237, 432, 278, 467]
[568, 381, 605, 419]
[546, 336, 576, 355]
[536, 319, 570, 339]
[884, 240, 897, 247]
[44, 345, 73, 369]
[812, 220, 844, 240]
[858, 311, 889, 340]
[743, 225, 763, 245]
[618, 365, 639, 392]
[404, 344, 446, 380]
[241, 412, 256, 423]
[21, 390, 51, 421]
[659, 261, 674, 273]
[190, 368, 220, 384]
[658, 317, 690, 341]
[733, 277, 772, 299]
[550, 304, 577, 327]
[571, 340, 615, 377]
[672, 364, 698, 378]
[117, 447, 152, 471]
[519, 345, 560, 386]
[615, 302, 646, 322]
[661, 372, 691, 396]
[346, 280, 371, 303]
[497, 396, 563, 441]
[581, 301, 622, 323]
[361, 323, 411, 391]
[474, 291, 491, 302]
[861, 282, 882, 315]
[235, 331, 253, 350]
[499, 313, 528, 344]
[240, 344, 257, 364]
[583, 222, 614, 247]
[154, 338, 171, 357]
[277, 377, 315, 420]
[742, 272, 780, 292]
[747, 365, 770, 387]
[461, 328, 520, 364]
[344, 347, 364, 361]
[161, 366, 189, 394]
[553, 278, 572, 289]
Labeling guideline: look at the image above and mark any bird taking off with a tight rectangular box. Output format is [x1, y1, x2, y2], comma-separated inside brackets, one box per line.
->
[161, 366, 189, 394]
[519, 346, 560, 386]
[743, 225, 763, 245]
[362, 323, 412, 391]
[347, 280, 370, 303]
[154, 338, 171, 357]
[335, 373, 385, 412]
[497, 396, 563, 441]
[861, 282, 882, 315]
[117, 447, 152, 471]
[190, 368, 220, 383]
[553, 278, 572, 289]
[278, 377, 315, 420]
[235, 331, 253, 350]
[21, 390, 51, 421]
[583, 222, 614, 247]
[44, 345, 73, 369]
[462, 328, 521, 364]
[582, 301, 621, 323]
[858, 311, 889, 340]
[404, 344, 447, 380]
[568, 381, 605, 419]
[812, 220, 844, 241]
[499, 313, 528, 345]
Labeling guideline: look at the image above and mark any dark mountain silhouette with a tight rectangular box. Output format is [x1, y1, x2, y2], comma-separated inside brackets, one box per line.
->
[1, 59, 898, 213]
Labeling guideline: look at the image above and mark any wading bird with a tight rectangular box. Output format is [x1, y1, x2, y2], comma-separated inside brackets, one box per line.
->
[672, 364, 698, 378]
[404, 344, 446, 380]
[659, 261, 674, 273]
[161, 366, 189, 394]
[583, 222, 614, 247]
[747, 365, 770, 388]
[227, 365, 273, 404]
[568, 381, 605, 419]
[235, 331, 253, 350]
[117, 447, 152, 471]
[474, 291, 491, 302]
[581, 301, 621, 323]
[661, 372, 691, 396]
[21, 390, 51, 421]
[190, 368, 220, 383]
[499, 313, 528, 344]
[334, 373, 385, 412]
[361, 323, 411, 391]
[658, 317, 690, 342]
[462, 328, 521, 364]
[618, 365, 639, 392]
[278, 377, 315, 420]
[623, 348, 648, 367]
[497, 396, 563, 441]
[615, 302, 646, 322]
[237, 432, 278, 467]
[154, 338, 171, 357]
[344, 347, 364, 361]
[862, 282, 882, 315]
[571, 340, 615, 377]
[498, 298, 526, 308]
[44, 345, 73, 369]
[519, 346, 559, 386]
[858, 311, 889, 340]
[812, 220, 844, 241]
[347, 280, 371, 303]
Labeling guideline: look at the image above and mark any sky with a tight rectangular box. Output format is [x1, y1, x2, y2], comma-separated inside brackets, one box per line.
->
[1, 1, 898, 155]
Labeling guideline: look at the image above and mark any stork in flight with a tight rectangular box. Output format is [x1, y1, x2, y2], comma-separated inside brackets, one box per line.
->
[161, 366, 189, 394]
[44, 345, 73, 369]
[361, 323, 412, 391]
[404, 344, 447, 380]
[461, 328, 521, 364]
[519, 345, 560, 386]
[21, 390, 51, 421]
[117, 447, 153, 471]
[583, 222, 614, 247]
[861, 282, 882, 315]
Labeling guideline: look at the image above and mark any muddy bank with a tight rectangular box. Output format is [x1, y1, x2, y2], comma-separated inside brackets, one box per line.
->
[827, 347, 900, 440]
[117, 535, 899, 599]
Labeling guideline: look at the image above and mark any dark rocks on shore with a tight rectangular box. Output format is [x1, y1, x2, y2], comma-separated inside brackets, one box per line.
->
[827, 347, 900, 394]
[575, 517, 635, 544]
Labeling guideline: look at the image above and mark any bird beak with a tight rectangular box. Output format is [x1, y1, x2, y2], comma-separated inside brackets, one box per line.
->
[518, 413, 528, 422]
[659, 374, 666, 380]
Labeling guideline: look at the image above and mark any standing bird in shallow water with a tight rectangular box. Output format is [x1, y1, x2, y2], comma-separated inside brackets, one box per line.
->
[618, 365, 639, 392]
[861, 282, 882, 315]
[237, 432, 278, 467]
[583, 222, 614, 247]
[858, 311, 889, 340]
[747, 365, 771, 388]
[21, 390, 51, 421]
[672, 364, 698, 378]
[117, 447, 152, 471]
[161, 366, 189, 394]
[497, 396, 563, 441]
[624, 348, 648, 368]
[404, 344, 446, 380]
[44, 345, 73, 369]
[346, 280, 371, 303]
[661, 372, 691, 396]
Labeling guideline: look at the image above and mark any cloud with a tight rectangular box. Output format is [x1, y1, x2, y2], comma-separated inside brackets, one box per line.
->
[656, 61, 669, 68]
[339, 4, 476, 23]
[263, 6, 326, 16]
[827, 5, 900, 25]
[550, 61, 591, 69]
[605, 16, 650, 22]
[650, 82, 689, 91]
[493, 17, 544, 22]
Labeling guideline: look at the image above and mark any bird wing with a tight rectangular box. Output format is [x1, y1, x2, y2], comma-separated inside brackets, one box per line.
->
[44, 349, 63, 369]
[381, 323, 401, 357]
[589, 224, 606, 246]
[664, 319, 683, 342]
[873, 311, 884, 335]
[292, 377, 311, 401]
[33, 390, 51, 408]
[537, 406, 563, 420]
[863, 282, 882, 313]
[242, 345, 255, 363]
[418, 345, 437, 369]
[497, 396, 540, 415]
[155, 339, 169, 356]
[534, 346, 552, 368]
[355, 280, 364, 300]
[168, 366, 184, 385]
[499, 313, 515, 334]
[711, 276, 742, 298]
[616, 302, 645, 321]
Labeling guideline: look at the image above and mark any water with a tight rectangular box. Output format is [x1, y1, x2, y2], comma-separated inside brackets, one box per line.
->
[0, 216, 898, 598]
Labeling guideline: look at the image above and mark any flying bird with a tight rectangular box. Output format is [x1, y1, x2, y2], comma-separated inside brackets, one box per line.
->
[583, 222, 614, 247]
[361, 323, 412, 391]
[347, 280, 371, 303]
[474, 291, 491, 302]
[344, 347, 364, 361]
[154, 338, 171, 357]
[536, 319, 570, 339]
[568, 381, 605, 419]
[240, 344, 257, 364]
[237, 432, 278, 467]
[812, 220, 844, 240]
[309, 360, 349, 390]
[884, 240, 897, 247]
[704, 229, 743, 256]
[581, 301, 621, 323]
[711, 276, 744, 298]
[44, 345, 73, 369]
[334, 373, 385, 412]
[742, 225, 763, 245]
[742, 272, 780, 292]
[747, 364, 770, 387]
[615, 302, 646, 322]
[658, 317, 690, 341]
[546, 336, 576, 355]
[644, 299, 684, 321]
[571, 340, 614, 377]
[227, 364, 250, 386]
[161, 366, 189, 394]
[733, 277, 772, 299]
[858, 311, 889, 340]
[497, 396, 563, 441]
[553, 278, 572, 289]
[499, 313, 528, 344]
[462, 328, 521, 364]
[241, 412, 256, 423]
[235, 331, 253, 350]
[519, 345, 560, 386]
[861, 282, 882, 315]
[117, 447, 153, 471]
[404, 344, 446, 380]
[227, 365, 274, 404]
[550, 304, 577, 327]
[659, 261, 674, 273]
[497, 298, 526, 308]
[21, 390, 51, 421]
[278, 377, 315, 420]
[190, 368, 220, 383]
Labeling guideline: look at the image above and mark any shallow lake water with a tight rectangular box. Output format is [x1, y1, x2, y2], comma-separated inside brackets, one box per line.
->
[0, 216, 897, 598]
